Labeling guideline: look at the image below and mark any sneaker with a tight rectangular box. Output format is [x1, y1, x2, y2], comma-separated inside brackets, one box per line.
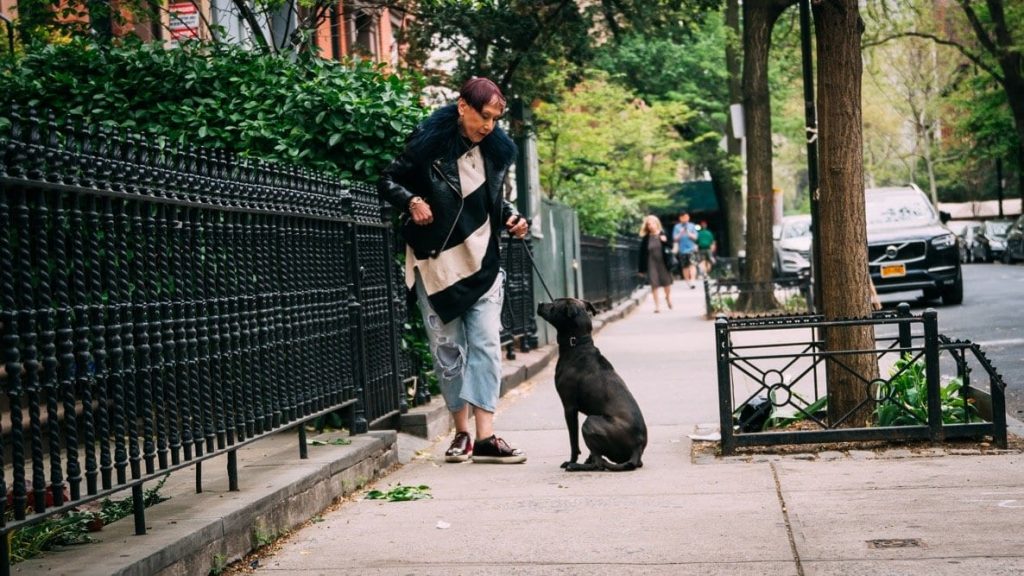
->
[445, 432, 472, 463]
[471, 435, 527, 464]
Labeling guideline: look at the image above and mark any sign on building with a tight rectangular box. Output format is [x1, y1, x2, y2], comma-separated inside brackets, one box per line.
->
[169, 3, 200, 40]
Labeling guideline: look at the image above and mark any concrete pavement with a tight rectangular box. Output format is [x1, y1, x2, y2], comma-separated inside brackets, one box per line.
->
[250, 283, 1024, 575]
[22, 281, 1024, 575]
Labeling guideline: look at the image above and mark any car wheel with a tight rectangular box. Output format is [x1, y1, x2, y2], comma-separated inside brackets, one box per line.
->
[1003, 250, 1012, 264]
[941, 272, 964, 306]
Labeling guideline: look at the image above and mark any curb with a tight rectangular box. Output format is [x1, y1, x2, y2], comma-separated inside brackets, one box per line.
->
[19, 431, 398, 576]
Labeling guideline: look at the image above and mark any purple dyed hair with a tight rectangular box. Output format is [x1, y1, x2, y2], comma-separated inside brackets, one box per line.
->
[459, 77, 506, 112]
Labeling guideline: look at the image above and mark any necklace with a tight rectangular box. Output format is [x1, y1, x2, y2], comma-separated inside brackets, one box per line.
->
[460, 136, 479, 170]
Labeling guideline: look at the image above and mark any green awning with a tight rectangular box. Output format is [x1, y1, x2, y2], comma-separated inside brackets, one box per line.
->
[669, 180, 719, 213]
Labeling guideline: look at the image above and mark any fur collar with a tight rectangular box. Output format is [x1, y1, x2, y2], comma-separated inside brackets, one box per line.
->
[404, 103, 517, 168]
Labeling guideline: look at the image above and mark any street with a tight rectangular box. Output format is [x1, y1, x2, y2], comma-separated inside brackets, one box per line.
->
[878, 262, 1024, 420]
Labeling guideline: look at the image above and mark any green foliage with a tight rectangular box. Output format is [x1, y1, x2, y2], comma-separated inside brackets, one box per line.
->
[400, 0, 593, 101]
[9, 475, 169, 564]
[0, 38, 426, 181]
[766, 394, 828, 430]
[873, 355, 981, 427]
[535, 72, 691, 236]
[364, 483, 432, 502]
[209, 553, 228, 576]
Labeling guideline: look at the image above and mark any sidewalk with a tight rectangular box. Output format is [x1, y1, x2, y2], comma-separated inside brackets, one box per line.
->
[23, 282, 1024, 575]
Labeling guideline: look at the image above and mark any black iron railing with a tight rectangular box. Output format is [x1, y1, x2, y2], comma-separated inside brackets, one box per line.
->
[580, 234, 641, 310]
[715, 304, 1008, 454]
[499, 234, 538, 358]
[703, 275, 812, 319]
[0, 106, 412, 572]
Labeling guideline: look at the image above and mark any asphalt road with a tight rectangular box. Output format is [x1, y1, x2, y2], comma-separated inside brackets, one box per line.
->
[877, 261, 1024, 420]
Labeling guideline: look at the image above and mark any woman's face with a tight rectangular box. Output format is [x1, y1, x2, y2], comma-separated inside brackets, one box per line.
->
[459, 97, 504, 143]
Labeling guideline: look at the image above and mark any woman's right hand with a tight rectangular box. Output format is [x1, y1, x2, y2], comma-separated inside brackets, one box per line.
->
[410, 198, 434, 225]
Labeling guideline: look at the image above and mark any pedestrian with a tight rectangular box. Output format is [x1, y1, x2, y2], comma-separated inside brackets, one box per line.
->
[672, 212, 699, 288]
[378, 77, 528, 464]
[696, 220, 716, 278]
[638, 214, 674, 313]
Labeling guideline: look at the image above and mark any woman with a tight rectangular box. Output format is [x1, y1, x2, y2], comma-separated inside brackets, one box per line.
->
[378, 77, 529, 464]
[638, 215, 674, 312]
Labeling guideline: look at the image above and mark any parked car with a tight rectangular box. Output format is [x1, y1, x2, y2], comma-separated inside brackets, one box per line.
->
[773, 214, 812, 277]
[1004, 214, 1024, 264]
[866, 185, 962, 305]
[946, 220, 980, 263]
[970, 219, 1013, 262]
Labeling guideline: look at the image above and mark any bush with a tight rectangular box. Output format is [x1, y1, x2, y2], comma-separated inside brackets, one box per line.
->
[0, 38, 426, 181]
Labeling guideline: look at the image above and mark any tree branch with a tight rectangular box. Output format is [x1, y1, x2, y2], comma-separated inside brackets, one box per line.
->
[230, 0, 271, 53]
[498, 0, 573, 92]
[863, 31, 1003, 84]
[957, 0, 999, 57]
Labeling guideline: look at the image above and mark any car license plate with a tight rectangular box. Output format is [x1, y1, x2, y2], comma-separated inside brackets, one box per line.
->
[880, 263, 906, 278]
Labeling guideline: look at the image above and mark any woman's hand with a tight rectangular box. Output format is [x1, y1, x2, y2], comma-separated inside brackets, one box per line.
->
[409, 197, 433, 225]
[506, 215, 528, 239]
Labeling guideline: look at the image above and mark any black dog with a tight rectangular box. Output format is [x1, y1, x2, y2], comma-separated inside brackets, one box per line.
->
[537, 298, 647, 471]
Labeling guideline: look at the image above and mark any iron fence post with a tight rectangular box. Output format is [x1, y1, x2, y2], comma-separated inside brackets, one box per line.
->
[703, 277, 712, 317]
[923, 308, 942, 442]
[987, 347, 1008, 448]
[715, 316, 735, 455]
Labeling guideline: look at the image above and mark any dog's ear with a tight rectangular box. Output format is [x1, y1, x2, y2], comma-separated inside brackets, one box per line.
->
[584, 301, 597, 316]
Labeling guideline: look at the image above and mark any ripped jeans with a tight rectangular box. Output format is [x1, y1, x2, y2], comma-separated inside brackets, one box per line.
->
[414, 270, 504, 414]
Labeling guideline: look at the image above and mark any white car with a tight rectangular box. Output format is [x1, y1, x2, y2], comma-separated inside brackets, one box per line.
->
[773, 214, 812, 277]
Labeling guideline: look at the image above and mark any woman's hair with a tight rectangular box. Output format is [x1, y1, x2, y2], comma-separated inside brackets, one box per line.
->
[639, 214, 662, 236]
[459, 77, 507, 112]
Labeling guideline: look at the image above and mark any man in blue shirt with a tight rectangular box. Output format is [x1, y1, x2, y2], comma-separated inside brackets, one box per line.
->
[672, 212, 698, 288]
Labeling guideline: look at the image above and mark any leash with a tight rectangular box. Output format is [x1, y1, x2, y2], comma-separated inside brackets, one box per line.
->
[506, 226, 555, 302]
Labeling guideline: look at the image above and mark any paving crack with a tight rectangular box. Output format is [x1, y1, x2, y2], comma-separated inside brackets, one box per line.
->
[771, 462, 805, 576]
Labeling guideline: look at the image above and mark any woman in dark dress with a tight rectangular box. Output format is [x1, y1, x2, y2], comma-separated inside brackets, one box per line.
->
[638, 215, 674, 312]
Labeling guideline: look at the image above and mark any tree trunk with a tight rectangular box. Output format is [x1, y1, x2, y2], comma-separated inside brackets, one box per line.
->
[721, 0, 745, 258]
[813, 0, 878, 427]
[708, 153, 742, 258]
[738, 0, 793, 311]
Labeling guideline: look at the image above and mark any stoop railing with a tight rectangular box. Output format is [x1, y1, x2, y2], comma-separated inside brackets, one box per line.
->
[716, 304, 1008, 455]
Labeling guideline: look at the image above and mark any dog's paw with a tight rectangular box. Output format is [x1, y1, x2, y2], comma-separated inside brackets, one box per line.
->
[564, 462, 598, 472]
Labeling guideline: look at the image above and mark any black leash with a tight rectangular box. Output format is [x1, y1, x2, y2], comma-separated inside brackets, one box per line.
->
[506, 230, 555, 302]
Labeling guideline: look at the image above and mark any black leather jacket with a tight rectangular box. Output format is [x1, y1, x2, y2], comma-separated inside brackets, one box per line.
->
[378, 104, 520, 259]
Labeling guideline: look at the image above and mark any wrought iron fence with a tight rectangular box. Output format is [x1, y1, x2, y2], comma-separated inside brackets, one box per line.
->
[703, 274, 812, 318]
[499, 234, 538, 358]
[715, 304, 1008, 454]
[580, 234, 641, 310]
[0, 106, 412, 571]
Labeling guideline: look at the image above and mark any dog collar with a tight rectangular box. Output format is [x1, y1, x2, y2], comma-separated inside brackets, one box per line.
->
[560, 334, 592, 348]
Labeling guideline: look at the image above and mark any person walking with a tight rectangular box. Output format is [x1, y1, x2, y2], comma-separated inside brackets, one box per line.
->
[638, 215, 674, 313]
[672, 212, 699, 288]
[378, 77, 528, 464]
[696, 220, 716, 279]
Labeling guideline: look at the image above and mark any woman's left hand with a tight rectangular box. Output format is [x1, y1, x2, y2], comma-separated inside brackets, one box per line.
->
[506, 215, 528, 239]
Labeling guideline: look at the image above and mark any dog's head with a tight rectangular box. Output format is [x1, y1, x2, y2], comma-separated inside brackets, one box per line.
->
[537, 298, 598, 335]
